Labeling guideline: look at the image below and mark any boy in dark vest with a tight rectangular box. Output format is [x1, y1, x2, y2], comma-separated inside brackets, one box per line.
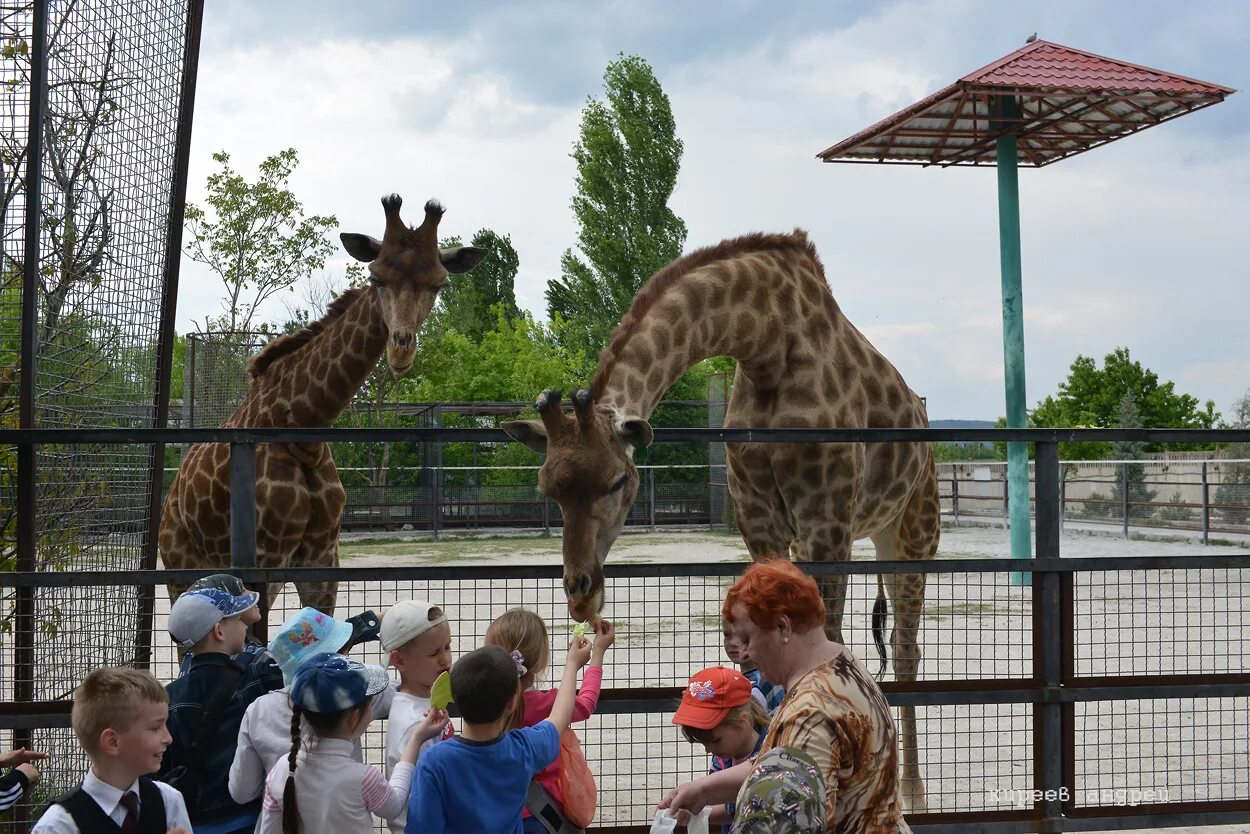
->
[34, 666, 192, 833]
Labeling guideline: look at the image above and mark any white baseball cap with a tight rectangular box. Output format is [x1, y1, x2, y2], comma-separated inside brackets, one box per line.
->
[380, 600, 447, 652]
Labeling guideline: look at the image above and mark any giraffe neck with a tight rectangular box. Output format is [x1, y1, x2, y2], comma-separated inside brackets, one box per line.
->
[249, 288, 389, 427]
[594, 244, 837, 420]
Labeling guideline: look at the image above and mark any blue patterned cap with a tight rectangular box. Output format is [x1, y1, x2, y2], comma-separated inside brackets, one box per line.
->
[268, 607, 355, 686]
[290, 654, 390, 713]
[168, 587, 259, 648]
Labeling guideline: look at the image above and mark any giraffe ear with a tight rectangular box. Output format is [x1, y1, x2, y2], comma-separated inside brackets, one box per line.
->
[501, 420, 547, 453]
[616, 418, 653, 449]
[341, 233, 382, 262]
[440, 246, 489, 274]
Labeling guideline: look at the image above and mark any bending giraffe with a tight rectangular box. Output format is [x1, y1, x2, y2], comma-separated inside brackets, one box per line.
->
[501, 230, 937, 812]
[160, 195, 486, 615]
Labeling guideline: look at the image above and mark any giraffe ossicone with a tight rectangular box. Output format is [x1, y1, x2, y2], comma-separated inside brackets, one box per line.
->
[502, 228, 936, 812]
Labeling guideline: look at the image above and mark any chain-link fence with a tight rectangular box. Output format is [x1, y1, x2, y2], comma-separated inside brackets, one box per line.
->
[183, 330, 271, 428]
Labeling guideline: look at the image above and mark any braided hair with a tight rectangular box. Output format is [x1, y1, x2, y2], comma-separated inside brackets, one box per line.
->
[282, 706, 303, 834]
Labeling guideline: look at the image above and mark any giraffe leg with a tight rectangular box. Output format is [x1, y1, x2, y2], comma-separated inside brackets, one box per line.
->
[290, 467, 344, 616]
[794, 525, 852, 645]
[872, 462, 940, 815]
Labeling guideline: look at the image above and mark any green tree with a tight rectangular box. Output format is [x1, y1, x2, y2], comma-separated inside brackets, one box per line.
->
[1215, 389, 1250, 525]
[1029, 347, 1220, 459]
[1108, 392, 1156, 521]
[184, 149, 337, 334]
[546, 53, 686, 362]
[434, 229, 519, 341]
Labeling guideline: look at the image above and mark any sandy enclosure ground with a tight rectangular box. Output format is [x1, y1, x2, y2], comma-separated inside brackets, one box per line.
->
[4, 523, 1249, 832]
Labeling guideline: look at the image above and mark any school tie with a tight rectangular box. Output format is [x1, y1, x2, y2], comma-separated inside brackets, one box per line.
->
[119, 791, 139, 834]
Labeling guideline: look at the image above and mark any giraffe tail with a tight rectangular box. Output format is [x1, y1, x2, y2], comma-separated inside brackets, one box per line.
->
[872, 575, 889, 680]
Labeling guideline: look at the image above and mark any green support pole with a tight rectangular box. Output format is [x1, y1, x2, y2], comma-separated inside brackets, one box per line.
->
[995, 100, 1032, 586]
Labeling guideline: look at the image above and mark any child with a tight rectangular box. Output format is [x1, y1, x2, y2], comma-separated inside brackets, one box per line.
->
[484, 609, 614, 833]
[230, 607, 393, 811]
[723, 620, 785, 714]
[0, 747, 47, 813]
[160, 587, 283, 834]
[176, 574, 265, 676]
[380, 600, 455, 833]
[257, 654, 447, 834]
[673, 666, 771, 834]
[407, 638, 592, 833]
[33, 666, 193, 833]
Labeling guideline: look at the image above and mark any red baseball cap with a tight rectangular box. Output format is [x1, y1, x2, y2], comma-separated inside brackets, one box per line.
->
[672, 666, 753, 730]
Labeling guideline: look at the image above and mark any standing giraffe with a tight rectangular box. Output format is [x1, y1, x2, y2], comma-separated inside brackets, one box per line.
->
[501, 230, 938, 812]
[160, 195, 485, 615]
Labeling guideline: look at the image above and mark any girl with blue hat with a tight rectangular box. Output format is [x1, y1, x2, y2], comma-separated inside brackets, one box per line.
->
[256, 654, 448, 834]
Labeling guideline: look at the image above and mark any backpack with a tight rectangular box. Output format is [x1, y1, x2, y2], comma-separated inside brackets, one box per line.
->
[556, 728, 596, 828]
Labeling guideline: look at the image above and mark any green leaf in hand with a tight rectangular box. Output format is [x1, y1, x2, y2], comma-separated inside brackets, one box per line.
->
[430, 671, 454, 710]
[572, 622, 589, 640]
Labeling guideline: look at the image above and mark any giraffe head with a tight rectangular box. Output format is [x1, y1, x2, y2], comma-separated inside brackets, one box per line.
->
[340, 194, 486, 375]
[501, 388, 653, 622]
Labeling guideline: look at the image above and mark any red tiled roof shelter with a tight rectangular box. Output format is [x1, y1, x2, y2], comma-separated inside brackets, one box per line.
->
[817, 39, 1235, 167]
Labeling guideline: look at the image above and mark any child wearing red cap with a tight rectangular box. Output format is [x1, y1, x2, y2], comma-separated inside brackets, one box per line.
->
[673, 666, 771, 833]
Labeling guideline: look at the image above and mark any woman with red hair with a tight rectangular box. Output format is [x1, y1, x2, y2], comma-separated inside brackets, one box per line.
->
[658, 559, 912, 833]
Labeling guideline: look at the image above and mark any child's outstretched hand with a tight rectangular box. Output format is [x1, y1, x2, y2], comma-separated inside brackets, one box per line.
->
[416, 707, 451, 743]
[591, 619, 615, 664]
[566, 634, 593, 670]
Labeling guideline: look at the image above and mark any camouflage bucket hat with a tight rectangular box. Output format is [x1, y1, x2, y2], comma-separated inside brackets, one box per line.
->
[731, 747, 825, 834]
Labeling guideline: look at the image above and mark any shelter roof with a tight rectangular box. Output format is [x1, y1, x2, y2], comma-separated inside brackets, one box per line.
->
[816, 40, 1235, 167]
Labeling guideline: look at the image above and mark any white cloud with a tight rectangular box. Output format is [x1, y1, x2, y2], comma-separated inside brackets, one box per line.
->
[178, 1, 1249, 423]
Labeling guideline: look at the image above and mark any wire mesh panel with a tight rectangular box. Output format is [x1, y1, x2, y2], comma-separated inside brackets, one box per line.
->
[0, 0, 197, 818]
[1074, 568, 1249, 677]
[1073, 697, 1250, 807]
[183, 330, 270, 428]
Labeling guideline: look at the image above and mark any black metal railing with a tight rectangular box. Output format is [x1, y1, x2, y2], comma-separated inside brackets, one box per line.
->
[4, 426, 1250, 834]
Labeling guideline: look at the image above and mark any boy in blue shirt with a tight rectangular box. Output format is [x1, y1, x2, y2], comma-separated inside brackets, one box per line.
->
[407, 634, 592, 833]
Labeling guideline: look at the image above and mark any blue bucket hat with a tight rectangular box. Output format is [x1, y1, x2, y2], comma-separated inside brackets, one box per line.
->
[290, 654, 390, 714]
[269, 607, 355, 686]
[168, 587, 260, 648]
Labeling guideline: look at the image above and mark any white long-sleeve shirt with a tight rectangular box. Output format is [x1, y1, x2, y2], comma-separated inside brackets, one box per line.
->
[257, 738, 412, 834]
[230, 680, 396, 805]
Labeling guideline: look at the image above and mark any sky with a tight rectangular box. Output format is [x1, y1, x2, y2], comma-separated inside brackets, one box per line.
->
[176, 0, 1250, 421]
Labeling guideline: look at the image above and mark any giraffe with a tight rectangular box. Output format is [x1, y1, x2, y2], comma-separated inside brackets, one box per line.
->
[501, 230, 938, 812]
[160, 194, 486, 616]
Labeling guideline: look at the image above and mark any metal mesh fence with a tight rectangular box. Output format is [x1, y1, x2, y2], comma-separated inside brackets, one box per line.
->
[183, 330, 270, 428]
[0, 1, 196, 824]
[4, 554, 1248, 829]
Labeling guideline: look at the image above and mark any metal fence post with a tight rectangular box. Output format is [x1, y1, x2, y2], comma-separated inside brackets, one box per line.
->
[951, 471, 960, 525]
[1201, 461, 1210, 546]
[432, 405, 442, 541]
[1121, 462, 1129, 538]
[648, 467, 657, 532]
[1002, 469, 1010, 530]
[1033, 440, 1064, 830]
[229, 442, 257, 569]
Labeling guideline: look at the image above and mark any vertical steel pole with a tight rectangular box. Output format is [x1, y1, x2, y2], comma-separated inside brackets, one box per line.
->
[14, 0, 49, 762]
[432, 404, 442, 541]
[1121, 462, 1129, 538]
[951, 470, 960, 525]
[229, 442, 257, 569]
[995, 94, 1032, 586]
[1033, 440, 1063, 828]
[138, 0, 204, 669]
[648, 467, 657, 532]
[1201, 461, 1210, 546]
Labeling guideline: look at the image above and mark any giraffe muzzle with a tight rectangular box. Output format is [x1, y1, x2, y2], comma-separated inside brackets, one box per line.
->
[391, 331, 416, 350]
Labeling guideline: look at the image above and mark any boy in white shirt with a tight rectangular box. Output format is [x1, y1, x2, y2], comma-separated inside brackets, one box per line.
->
[33, 666, 193, 834]
[380, 599, 455, 834]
